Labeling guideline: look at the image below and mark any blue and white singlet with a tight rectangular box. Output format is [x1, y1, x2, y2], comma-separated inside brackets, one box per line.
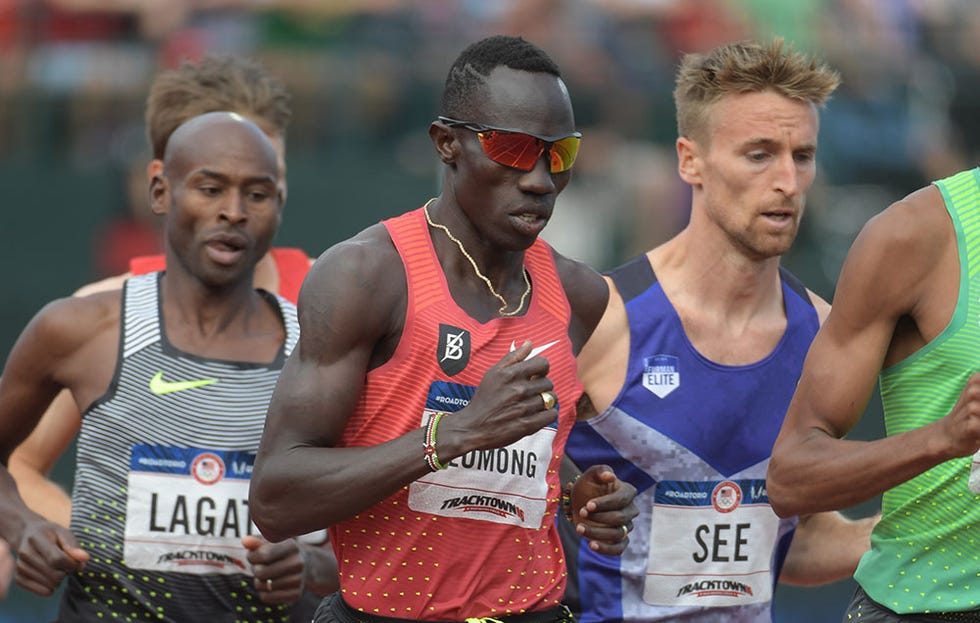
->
[564, 256, 819, 623]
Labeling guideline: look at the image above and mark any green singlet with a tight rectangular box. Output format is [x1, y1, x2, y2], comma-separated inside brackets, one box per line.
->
[854, 168, 980, 615]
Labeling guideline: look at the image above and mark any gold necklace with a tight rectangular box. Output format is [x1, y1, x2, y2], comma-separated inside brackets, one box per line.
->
[423, 198, 531, 317]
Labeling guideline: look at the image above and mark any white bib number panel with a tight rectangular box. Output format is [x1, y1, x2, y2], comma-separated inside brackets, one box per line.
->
[124, 444, 257, 576]
[643, 479, 780, 607]
[408, 381, 557, 529]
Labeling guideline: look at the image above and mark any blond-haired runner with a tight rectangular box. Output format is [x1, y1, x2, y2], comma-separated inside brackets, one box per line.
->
[566, 39, 877, 622]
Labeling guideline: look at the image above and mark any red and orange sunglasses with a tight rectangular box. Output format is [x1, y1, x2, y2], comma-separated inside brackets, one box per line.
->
[438, 116, 582, 174]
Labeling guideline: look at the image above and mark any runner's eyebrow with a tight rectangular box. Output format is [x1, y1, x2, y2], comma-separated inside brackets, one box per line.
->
[741, 137, 817, 153]
[192, 169, 277, 186]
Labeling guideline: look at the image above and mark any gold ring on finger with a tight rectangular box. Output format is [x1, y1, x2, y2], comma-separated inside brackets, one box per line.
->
[541, 391, 556, 410]
[621, 525, 629, 540]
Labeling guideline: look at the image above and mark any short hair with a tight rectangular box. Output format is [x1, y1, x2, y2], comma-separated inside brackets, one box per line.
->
[673, 38, 840, 141]
[440, 35, 561, 119]
[145, 55, 292, 159]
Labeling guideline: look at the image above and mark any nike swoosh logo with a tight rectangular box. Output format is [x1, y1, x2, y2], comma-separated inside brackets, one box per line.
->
[149, 372, 218, 395]
[510, 339, 561, 360]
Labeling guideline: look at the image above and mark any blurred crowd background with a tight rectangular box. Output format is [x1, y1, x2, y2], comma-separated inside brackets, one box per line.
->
[1, 0, 978, 621]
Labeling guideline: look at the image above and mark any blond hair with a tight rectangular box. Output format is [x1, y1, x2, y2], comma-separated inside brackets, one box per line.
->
[673, 38, 840, 141]
[145, 55, 292, 159]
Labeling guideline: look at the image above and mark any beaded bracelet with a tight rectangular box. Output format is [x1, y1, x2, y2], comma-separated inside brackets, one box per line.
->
[560, 474, 580, 523]
[423, 411, 448, 472]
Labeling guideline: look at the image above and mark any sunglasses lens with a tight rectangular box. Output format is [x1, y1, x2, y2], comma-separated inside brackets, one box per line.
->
[549, 136, 580, 173]
[475, 129, 580, 173]
[478, 131, 543, 171]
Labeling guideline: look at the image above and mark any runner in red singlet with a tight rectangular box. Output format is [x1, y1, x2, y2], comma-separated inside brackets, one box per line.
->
[250, 35, 638, 623]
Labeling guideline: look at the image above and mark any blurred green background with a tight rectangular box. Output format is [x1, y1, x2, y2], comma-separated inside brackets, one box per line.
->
[3, 0, 978, 620]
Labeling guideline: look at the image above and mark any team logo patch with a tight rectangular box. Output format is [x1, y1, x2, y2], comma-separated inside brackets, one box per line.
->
[711, 481, 742, 513]
[190, 452, 225, 485]
[643, 354, 680, 398]
[438, 324, 470, 376]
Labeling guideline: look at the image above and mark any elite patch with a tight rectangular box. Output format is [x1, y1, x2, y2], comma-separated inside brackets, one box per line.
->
[643, 354, 680, 398]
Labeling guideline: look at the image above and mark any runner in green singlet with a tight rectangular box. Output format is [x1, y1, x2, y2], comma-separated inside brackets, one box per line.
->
[768, 168, 980, 621]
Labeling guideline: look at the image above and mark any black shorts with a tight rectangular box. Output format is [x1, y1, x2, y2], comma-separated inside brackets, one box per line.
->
[313, 594, 575, 623]
[844, 586, 980, 622]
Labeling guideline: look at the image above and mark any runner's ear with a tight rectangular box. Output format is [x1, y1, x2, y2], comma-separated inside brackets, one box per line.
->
[429, 120, 459, 166]
[149, 172, 169, 216]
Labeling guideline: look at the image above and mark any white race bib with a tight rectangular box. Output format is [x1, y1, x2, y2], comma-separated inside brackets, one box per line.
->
[124, 444, 258, 575]
[643, 479, 779, 607]
[407, 381, 556, 528]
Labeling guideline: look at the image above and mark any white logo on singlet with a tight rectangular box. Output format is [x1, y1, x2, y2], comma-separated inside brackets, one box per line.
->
[441, 330, 467, 362]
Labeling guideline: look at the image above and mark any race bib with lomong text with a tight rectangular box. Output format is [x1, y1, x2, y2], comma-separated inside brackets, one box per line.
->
[408, 381, 557, 529]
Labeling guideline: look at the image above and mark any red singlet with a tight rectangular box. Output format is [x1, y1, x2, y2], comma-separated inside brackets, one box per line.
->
[329, 207, 582, 619]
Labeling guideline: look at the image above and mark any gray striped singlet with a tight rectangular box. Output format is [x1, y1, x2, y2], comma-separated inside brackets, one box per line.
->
[59, 272, 299, 623]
